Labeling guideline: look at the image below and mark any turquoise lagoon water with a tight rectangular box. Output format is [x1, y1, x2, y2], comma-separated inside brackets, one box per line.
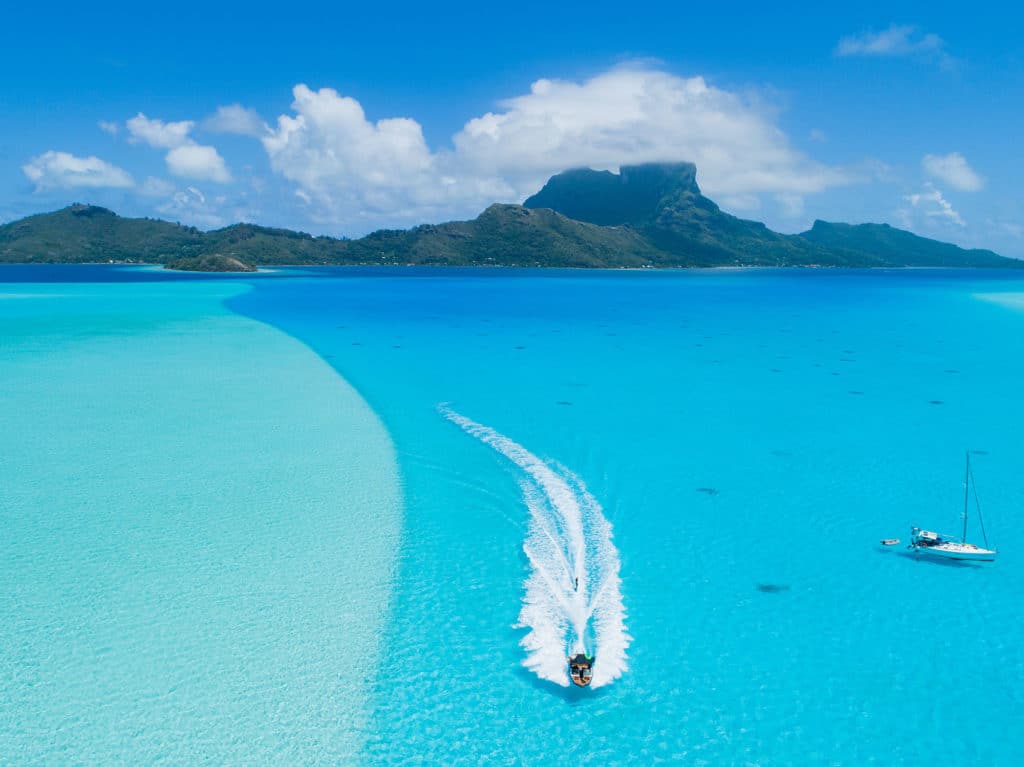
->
[2, 266, 1023, 765]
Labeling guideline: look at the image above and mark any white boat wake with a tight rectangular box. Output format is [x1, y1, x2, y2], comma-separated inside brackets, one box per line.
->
[440, 405, 630, 688]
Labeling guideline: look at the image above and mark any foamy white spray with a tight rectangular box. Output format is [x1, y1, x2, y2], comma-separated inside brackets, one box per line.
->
[440, 405, 630, 688]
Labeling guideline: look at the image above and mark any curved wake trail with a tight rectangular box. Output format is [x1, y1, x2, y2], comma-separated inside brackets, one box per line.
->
[441, 406, 629, 688]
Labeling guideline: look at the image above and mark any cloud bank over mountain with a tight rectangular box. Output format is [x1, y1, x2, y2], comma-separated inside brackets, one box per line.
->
[260, 67, 852, 228]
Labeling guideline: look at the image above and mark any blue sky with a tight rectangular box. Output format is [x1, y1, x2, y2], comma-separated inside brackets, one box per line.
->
[2, 1, 1021, 255]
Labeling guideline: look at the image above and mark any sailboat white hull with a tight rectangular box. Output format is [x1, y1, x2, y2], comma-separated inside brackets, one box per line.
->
[914, 542, 997, 562]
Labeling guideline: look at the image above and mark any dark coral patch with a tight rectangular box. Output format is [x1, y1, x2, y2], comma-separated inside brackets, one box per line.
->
[757, 583, 790, 594]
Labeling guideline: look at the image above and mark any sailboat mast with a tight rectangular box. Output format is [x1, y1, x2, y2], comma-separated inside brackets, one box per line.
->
[962, 450, 970, 543]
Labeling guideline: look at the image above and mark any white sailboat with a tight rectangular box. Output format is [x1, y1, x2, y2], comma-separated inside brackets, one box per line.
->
[909, 451, 997, 562]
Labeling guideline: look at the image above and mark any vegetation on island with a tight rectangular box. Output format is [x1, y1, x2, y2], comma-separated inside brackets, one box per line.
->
[163, 254, 257, 272]
[1, 165, 1017, 270]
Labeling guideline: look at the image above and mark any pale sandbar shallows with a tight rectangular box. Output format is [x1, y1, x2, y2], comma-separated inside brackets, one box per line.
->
[0, 281, 401, 764]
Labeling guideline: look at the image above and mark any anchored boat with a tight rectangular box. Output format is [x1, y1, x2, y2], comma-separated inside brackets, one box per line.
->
[909, 452, 997, 562]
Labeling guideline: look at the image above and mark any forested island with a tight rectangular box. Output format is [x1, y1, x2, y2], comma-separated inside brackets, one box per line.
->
[1, 163, 1016, 271]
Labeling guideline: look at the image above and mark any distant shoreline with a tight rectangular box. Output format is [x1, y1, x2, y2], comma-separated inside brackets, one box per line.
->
[4, 260, 1019, 272]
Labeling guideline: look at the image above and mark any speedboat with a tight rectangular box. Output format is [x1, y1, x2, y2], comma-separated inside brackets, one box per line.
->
[568, 653, 594, 687]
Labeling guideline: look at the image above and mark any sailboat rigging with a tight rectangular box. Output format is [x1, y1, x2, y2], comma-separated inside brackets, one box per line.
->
[909, 451, 997, 562]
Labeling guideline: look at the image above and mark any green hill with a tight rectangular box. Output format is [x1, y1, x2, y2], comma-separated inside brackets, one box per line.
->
[2, 165, 1018, 270]
[343, 204, 664, 267]
[0, 203, 202, 263]
[163, 253, 257, 272]
[801, 220, 1010, 268]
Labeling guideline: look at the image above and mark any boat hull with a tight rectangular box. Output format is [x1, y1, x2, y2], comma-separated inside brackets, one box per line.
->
[913, 544, 997, 562]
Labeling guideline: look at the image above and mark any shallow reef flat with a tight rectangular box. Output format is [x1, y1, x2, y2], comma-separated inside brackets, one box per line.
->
[0, 281, 401, 764]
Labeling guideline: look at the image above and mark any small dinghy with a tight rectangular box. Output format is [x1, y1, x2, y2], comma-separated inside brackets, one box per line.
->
[568, 653, 594, 687]
[880, 538, 900, 546]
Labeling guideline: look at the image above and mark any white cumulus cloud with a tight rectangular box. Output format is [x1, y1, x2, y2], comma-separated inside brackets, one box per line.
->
[127, 113, 194, 149]
[166, 144, 232, 183]
[262, 66, 853, 232]
[203, 104, 268, 137]
[922, 152, 983, 192]
[22, 150, 134, 191]
[903, 183, 965, 226]
[125, 112, 232, 183]
[263, 84, 447, 224]
[452, 68, 847, 197]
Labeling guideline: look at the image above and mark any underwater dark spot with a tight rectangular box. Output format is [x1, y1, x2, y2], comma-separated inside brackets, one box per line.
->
[813, 363, 823, 368]
[351, 342, 361, 346]
[970, 449, 989, 455]
[769, 449, 792, 457]
[756, 583, 790, 594]
[336, 325, 346, 329]
[849, 390, 864, 395]
[392, 345, 402, 349]
[695, 343, 703, 347]
[944, 369, 959, 374]
[831, 372, 840, 376]
[839, 358, 856, 363]
[928, 400, 944, 405]
[606, 333, 617, 337]
[770, 368, 782, 373]
[514, 346, 526, 350]
[556, 401, 573, 406]
[696, 487, 719, 495]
